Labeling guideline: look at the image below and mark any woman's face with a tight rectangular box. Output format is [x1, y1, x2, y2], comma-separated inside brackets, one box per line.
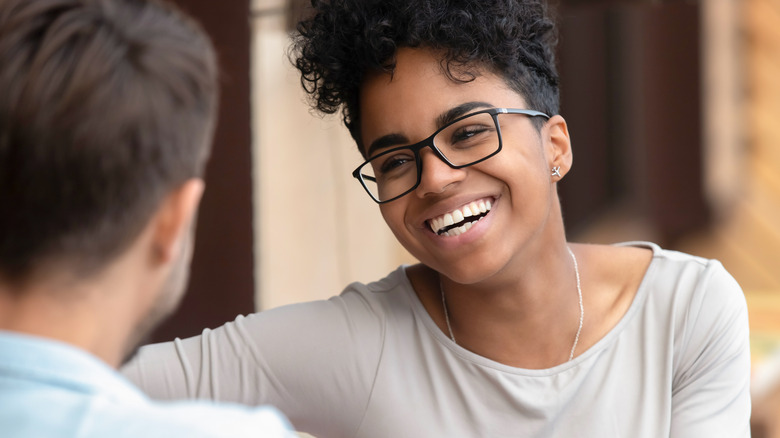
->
[359, 47, 570, 285]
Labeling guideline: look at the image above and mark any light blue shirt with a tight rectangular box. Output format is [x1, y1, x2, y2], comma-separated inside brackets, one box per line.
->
[0, 331, 295, 438]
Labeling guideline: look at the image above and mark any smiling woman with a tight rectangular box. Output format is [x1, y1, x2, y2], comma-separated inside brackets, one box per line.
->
[122, 0, 752, 437]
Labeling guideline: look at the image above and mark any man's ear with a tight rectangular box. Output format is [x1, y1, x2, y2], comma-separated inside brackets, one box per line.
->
[150, 179, 205, 264]
[544, 115, 573, 180]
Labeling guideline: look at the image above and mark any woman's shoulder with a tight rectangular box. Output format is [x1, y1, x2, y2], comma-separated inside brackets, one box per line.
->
[574, 241, 744, 348]
[273, 265, 419, 327]
[338, 264, 417, 307]
[595, 242, 746, 342]
[229, 266, 415, 338]
[586, 241, 739, 293]
[612, 241, 741, 298]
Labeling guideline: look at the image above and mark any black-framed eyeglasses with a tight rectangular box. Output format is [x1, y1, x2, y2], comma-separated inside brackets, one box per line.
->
[352, 108, 550, 204]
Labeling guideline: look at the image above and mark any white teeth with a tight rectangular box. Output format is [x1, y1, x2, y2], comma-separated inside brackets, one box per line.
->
[429, 198, 494, 236]
[452, 209, 464, 223]
[447, 225, 466, 237]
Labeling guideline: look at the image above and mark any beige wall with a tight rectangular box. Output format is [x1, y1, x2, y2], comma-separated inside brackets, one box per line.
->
[251, 1, 415, 310]
[701, 0, 744, 214]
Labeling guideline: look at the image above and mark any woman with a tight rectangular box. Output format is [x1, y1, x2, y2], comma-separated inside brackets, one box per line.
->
[123, 0, 751, 436]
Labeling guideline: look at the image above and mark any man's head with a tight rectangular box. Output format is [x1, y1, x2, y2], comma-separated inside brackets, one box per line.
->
[0, 0, 218, 357]
[0, 0, 217, 284]
[292, 0, 559, 155]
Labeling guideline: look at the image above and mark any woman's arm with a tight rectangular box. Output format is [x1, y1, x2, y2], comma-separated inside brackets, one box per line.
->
[670, 261, 751, 437]
[122, 287, 386, 437]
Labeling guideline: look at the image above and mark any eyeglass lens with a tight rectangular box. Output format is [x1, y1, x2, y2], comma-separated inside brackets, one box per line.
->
[357, 111, 500, 202]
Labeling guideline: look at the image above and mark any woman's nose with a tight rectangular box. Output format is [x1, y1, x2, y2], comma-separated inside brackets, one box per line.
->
[414, 147, 466, 198]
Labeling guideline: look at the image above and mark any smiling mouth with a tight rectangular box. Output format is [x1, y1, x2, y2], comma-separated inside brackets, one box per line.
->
[428, 199, 493, 236]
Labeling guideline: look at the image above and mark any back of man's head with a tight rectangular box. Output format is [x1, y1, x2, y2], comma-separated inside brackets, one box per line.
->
[0, 0, 218, 287]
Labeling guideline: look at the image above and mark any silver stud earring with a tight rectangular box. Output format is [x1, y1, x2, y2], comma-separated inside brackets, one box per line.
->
[551, 166, 561, 178]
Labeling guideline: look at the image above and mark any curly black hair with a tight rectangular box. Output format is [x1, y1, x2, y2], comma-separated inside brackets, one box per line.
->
[292, 0, 559, 153]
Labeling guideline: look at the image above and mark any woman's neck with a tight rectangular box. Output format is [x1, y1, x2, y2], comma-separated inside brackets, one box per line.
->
[409, 242, 583, 368]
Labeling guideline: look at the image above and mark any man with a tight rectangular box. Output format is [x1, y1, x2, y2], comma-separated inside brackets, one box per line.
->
[0, 0, 292, 436]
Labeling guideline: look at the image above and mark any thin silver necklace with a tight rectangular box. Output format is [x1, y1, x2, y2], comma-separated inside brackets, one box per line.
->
[441, 246, 584, 362]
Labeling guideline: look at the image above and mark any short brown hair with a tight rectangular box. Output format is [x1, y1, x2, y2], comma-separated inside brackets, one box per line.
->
[0, 0, 218, 284]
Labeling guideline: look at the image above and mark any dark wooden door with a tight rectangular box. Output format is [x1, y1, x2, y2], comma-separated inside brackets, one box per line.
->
[557, 0, 708, 243]
[151, 0, 255, 342]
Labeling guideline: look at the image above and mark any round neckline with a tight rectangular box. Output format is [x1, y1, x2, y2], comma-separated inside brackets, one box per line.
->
[399, 241, 662, 376]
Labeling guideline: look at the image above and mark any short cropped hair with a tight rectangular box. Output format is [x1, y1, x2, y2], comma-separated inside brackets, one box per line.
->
[292, 0, 559, 153]
[0, 0, 218, 284]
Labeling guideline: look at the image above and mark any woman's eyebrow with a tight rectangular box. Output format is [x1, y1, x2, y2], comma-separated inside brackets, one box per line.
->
[365, 101, 495, 157]
[436, 101, 494, 128]
[366, 133, 409, 158]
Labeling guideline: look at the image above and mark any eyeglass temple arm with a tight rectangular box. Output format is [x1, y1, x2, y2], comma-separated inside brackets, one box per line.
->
[498, 108, 550, 118]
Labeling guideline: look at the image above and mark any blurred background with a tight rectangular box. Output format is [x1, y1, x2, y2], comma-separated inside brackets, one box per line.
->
[151, 0, 780, 434]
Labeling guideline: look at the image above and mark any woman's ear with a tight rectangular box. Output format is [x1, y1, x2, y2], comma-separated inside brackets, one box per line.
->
[544, 115, 573, 181]
[150, 179, 205, 265]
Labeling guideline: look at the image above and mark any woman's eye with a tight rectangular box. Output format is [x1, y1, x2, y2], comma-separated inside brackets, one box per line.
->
[450, 125, 492, 146]
[378, 154, 414, 174]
